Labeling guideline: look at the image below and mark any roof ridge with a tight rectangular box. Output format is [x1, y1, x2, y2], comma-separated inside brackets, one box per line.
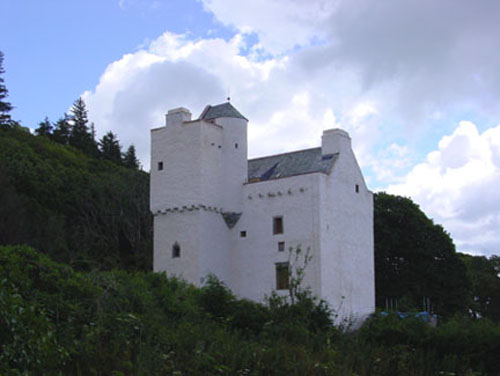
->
[248, 147, 321, 162]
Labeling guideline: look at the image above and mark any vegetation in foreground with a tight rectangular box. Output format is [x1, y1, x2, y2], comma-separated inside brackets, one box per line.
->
[2, 245, 500, 376]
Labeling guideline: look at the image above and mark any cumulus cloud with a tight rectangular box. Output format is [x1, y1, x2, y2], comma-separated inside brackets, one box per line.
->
[388, 122, 500, 255]
[83, 31, 374, 168]
[203, 0, 500, 128]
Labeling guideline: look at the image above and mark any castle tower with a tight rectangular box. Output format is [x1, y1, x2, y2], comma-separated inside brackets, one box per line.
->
[150, 102, 248, 286]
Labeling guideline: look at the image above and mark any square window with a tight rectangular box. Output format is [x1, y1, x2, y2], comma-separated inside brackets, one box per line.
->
[278, 241, 285, 252]
[273, 216, 283, 235]
[276, 262, 289, 290]
[158, 161, 164, 171]
[240, 231, 247, 238]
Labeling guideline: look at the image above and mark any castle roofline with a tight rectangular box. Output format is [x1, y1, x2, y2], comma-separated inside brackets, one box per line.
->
[199, 102, 248, 121]
[248, 147, 338, 182]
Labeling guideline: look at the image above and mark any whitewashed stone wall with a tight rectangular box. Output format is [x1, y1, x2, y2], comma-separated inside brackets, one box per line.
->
[150, 106, 374, 324]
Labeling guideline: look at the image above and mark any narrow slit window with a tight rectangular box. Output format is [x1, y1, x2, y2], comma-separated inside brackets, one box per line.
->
[235, 143, 238, 149]
[273, 216, 283, 235]
[172, 242, 180, 258]
[158, 161, 164, 171]
[355, 184, 359, 193]
[278, 241, 285, 252]
[276, 262, 289, 290]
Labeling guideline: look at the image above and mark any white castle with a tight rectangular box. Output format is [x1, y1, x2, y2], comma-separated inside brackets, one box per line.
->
[150, 102, 375, 321]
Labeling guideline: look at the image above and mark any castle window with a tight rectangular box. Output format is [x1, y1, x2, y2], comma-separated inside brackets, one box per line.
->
[276, 262, 289, 290]
[355, 184, 359, 193]
[273, 216, 283, 235]
[240, 231, 247, 238]
[172, 242, 180, 258]
[278, 241, 285, 252]
[235, 143, 238, 149]
[158, 161, 164, 171]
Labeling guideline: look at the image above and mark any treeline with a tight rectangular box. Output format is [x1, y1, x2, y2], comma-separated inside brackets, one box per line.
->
[0, 126, 152, 271]
[34, 98, 140, 170]
[374, 192, 500, 322]
[1, 244, 500, 375]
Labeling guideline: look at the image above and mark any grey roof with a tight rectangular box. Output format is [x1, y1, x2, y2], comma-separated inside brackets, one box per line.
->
[248, 148, 338, 182]
[200, 102, 248, 121]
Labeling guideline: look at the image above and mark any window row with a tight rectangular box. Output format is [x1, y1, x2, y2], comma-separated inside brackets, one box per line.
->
[169, 243, 291, 291]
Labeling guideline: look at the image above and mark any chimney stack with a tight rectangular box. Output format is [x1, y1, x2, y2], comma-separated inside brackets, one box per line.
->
[165, 107, 191, 126]
[321, 128, 351, 155]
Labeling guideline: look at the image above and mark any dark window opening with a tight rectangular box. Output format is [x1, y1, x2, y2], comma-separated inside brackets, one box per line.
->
[235, 143, 238, 149]
[172, 242, 180, 258]
[276, 262, 289, 290]
[158, 161, 164, 171]
[355, 184, 359, 193]
[240, 231, 247, 238]
[273, 216, 284, 235]
[218, 145, 221, 149]
[278, 241, 285, 252]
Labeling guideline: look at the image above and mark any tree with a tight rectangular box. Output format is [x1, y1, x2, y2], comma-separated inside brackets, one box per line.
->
[35, 116, 53, 137]
[374, 192, 469, 316]
[69, 98, 97, 156]
[51, 115, 71, 145]
[460, 254, 500, 322]
[123, 144, 140, 169]
[99, 131, 122, 165]
[0, 51, 13, 127]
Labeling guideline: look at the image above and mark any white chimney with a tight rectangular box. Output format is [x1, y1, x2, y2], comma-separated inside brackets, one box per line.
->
[321, 128, 351, 155]
[165, 107, 191, 126]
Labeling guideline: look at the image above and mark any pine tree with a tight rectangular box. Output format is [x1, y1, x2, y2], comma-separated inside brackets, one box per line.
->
[69, 97, 98, 156]
[52, 115, 72, 145]
[0, 51, 13, 127]
[99, 131, 122, 165]
[123, 144, 140, 169]
[35, 116, 53, 136]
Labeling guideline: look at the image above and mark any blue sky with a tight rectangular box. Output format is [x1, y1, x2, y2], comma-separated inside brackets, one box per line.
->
[2, 0, 500, 255]
[1, 0, 227, 127]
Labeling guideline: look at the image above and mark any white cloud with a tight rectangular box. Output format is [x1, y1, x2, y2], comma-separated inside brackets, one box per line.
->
[83, 30, 379, 168]
[200, 0, 337, 55]
[388, 122, 500, 255]
[82, 0, 500, 255]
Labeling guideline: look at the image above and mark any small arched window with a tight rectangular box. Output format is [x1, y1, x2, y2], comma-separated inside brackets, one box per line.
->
[172, 242, 181, 258]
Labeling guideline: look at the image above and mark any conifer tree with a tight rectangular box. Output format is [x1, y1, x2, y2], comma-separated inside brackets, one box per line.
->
[99, 131, 122, 165]
[123, 144, 140, 169]
[35, 116, 53, 136]
[0, 51, 13, 127]
[52, 115, 72, 145]
[69, 97, 98, 156]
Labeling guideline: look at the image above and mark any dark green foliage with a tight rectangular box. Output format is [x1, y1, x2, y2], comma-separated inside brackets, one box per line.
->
[0, 126, 152, 271]
[461, 253, 500, 322]
[374, 192, 469, 316]
[51, 115, 72, 145]
[35, 116, 53, 136]
[0, 51, 13, 127]
[99, 131, 122, 165]
[2, 245, 500, 376]
[0, 245, 339, 375]
[69, 97, 98, 156]
[123, 144, 140, 169]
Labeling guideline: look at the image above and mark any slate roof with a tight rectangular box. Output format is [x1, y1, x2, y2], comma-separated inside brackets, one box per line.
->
[200, 102, 248, 121]
[247, 148, 338, 182]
